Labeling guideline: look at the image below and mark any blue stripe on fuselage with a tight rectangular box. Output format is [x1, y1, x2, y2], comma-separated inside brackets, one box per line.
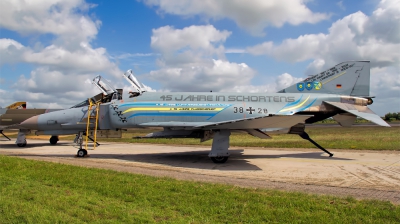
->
[127, 112, 216, 119]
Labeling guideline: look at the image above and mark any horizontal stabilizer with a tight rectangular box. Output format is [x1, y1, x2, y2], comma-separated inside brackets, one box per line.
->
[324, 101, 390, 127]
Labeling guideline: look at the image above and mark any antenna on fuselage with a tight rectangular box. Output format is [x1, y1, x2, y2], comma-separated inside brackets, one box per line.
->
[123, 69, 145, 97]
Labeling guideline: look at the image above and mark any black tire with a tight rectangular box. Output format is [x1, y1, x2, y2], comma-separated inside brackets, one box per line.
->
[77, 149, 87, 157]
[49, 136, 59, 145]
[210, 156, 229, 163]
[17, 143, 27, 147]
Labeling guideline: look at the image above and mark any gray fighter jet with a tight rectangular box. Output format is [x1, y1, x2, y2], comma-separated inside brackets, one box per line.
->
[19, 61, 389, 163]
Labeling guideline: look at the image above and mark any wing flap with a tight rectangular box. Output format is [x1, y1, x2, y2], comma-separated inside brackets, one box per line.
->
[195, 115, 313, 130]
[137, 115, 312, 130]
[137, 121, 214, 129]
[324, 101, 390, 127]
[245, 129, 272, 139]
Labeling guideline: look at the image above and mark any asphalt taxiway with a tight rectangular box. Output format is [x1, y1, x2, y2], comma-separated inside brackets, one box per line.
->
[1, 139, 399, 204]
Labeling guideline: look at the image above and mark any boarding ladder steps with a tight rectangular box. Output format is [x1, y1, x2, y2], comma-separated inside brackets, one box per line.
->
[85, 99, 100, 150]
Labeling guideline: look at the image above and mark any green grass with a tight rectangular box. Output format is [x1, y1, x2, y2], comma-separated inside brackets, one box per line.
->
[1, 155, 399, 223]
[95, 126, 400, 150]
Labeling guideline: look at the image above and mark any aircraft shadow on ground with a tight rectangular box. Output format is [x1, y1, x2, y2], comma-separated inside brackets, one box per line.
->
[3, 142, 353, 171]
[240, 152, 353, 161]
[0, 141, 71, 148]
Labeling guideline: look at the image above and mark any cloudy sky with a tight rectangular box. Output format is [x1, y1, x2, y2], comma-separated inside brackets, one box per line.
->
[0, 0, 399, 115]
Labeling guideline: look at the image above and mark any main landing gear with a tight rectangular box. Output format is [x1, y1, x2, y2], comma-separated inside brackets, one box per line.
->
[208, 130, 231, 164]
[210, 156, 229, 163]
[49, 136, 59, 145]
[16, 140, 27, 147]
[16, 129, 29, 147]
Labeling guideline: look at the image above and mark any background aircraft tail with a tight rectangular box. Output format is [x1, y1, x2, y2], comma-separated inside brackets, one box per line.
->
[6, 102, 26, 109]
[278, 61, 370, 97]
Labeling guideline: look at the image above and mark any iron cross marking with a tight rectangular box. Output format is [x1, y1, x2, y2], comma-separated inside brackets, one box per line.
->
[246, 107, 255, 114]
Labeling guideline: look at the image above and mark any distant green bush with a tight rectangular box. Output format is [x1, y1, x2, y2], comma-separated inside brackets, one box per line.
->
[384, 112, 400, 121]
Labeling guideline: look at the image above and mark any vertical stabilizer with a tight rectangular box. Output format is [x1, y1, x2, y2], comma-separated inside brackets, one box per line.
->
[278, 61, 370, 97]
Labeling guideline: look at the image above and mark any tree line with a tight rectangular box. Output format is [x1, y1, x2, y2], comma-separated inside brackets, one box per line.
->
[384, 112, 400, 121]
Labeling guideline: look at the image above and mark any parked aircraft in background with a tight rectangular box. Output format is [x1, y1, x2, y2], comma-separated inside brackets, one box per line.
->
[4, 101, 27, 109]
[0, 101, 61, 146]
[19, 61, 389, 163]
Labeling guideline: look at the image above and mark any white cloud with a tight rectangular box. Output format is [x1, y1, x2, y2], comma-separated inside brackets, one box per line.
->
[148, 25, 256, 91]
[220, 72, 302, 93]
[0, 0, 100, 49]
[369, 66, 400, 115]
[247, 0, 400, 72]
[247, 0, 400, 115]
[0, 88, 8, 106]
[149, 59, 255, 92]
[151, 25, 231, 67]
[142, 0, 329, 35]
[0, 38, 26, 65]
[10, 67, 101, 107]
[337, 1, 346, 10]
[113, 53, 157, 60]
[0, 39, 121, 76]
[0, 0, 123, 108]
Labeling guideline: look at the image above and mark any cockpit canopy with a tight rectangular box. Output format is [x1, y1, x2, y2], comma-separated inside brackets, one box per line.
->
[92, 76, 122, 103]
[123, 69, 146, 98]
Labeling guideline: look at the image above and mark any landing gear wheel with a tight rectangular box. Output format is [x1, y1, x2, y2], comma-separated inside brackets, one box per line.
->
[17, 141, 27, 147]
[49, 136, 59, 145]
[77, 149, 88, 157]
[211, 156, 229, 163]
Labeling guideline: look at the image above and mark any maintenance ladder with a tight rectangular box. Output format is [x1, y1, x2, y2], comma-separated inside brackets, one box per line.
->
[85, 99, 100, 150]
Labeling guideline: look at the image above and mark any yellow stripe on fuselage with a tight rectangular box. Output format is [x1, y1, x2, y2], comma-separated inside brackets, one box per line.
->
[279, 96, 310, 112]
[123, 107, 224, 114]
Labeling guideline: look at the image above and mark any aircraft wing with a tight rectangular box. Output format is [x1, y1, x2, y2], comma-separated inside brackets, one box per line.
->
[137, 115, 312, 130]
[194, 115, 312, 129]
[324, 101, 390, 127]
[136, 122, 214, 129]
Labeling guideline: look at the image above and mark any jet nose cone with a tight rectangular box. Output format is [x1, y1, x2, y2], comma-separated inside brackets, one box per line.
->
[20, 115, 39, 129]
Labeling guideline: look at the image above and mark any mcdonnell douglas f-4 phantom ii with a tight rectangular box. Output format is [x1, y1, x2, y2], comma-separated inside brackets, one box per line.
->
[19, 61, 390, 163]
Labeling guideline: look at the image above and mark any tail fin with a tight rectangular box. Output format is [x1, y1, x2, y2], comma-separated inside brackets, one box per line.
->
[278, 61, 370, 97]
